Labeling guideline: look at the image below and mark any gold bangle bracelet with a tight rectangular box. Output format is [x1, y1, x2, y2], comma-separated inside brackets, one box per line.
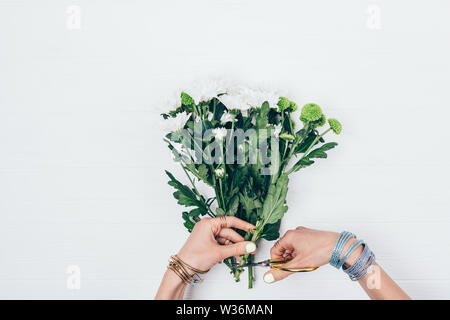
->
[167, 255, 206, 285]
[168, 263, 191, 284]
[171, 255, 209, 274]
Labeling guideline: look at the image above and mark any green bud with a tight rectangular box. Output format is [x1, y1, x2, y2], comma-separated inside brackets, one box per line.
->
[328, 118, 342, 135]
[278, 97, 298, 113]
[289, 102, 298, 112]
[279, 133, 295, 140]
[181, 92, 194, 105]
[277, 97, 291, 112]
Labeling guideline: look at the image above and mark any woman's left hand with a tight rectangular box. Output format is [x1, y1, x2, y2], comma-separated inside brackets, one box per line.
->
[177, 216, 257, 271]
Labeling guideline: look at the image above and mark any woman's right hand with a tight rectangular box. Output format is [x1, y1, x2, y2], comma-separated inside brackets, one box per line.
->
[263, 226, 341, 284]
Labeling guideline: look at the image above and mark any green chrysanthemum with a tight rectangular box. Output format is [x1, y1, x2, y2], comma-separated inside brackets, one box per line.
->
[315, 114, 326, 127]
[300, 103, 323, 123]
[328, 118, 342, 135]
[181, 92, 194, 105]
[289, 101, 298, 112]
[277, 97, 291, 112]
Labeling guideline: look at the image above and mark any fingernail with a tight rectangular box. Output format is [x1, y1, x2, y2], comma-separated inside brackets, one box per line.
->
[246, 243, 256, 253]
[264, 273, 275, 284]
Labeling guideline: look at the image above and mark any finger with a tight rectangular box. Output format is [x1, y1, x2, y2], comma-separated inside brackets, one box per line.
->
[282, 250, 293, 260]
[212, 216, 255, 233]
[218, 228, 244, 243]
[270, 232, 295, 258]
[218, 241, 257, 260]
[263, 259, 298, 284]
[216, 237, 232, 245]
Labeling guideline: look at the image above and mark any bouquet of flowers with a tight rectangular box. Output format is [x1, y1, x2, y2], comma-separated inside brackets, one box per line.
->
[161, 83, 342, 288]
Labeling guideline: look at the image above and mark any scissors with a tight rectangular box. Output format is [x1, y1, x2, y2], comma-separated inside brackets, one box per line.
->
[232, 258, 319, 272]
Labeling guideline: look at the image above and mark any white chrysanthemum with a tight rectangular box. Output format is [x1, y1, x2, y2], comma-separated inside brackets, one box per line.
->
[273, 124, 282, 138]
[164, 111, 191, 133]
[218, 84, 281, 114]
[220, 112, 235, 123]
[215, 168, 225, 178]
[188, 79, 229, 104]
[207, 112, 214, 121]
[218, 94, 250, 114]
[212, 127, 227, 140]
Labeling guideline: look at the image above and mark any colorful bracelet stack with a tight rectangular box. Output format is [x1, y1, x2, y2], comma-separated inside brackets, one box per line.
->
[167, 255, 209, 285]
[329, 231, 376, 281]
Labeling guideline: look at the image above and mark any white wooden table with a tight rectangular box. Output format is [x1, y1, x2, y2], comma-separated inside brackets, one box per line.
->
[0, 0, 449, 299]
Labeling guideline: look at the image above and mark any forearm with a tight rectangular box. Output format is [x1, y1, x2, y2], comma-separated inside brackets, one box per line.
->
[357, 263, 410, 300]
[155, 269, 188, 300]
[343, 239, 410, 300]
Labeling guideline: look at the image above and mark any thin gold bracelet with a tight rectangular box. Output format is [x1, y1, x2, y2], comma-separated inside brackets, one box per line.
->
[171, 255, 209, 274]
[167, 255, 208, 285]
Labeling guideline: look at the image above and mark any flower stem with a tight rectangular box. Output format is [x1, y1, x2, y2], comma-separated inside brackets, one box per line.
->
[248, 255, 254, 289]
[302, 128, 331, 157]
[285, 127, 332, 175]
[218, 178, 226, 210]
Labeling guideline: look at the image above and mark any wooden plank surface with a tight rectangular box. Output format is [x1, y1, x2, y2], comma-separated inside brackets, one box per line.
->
[0, 0, 449, 299]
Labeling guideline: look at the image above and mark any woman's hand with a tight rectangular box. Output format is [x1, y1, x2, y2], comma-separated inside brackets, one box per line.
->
[263, 226, 340, 283]
[156, 216, 256, 299]
[262, 226, 411, 300]
[177, 216, 257, 271]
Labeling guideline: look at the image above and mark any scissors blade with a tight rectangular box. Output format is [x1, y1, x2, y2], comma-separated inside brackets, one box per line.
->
[231, 259, 272, 268]
[230, 262, 259, 268]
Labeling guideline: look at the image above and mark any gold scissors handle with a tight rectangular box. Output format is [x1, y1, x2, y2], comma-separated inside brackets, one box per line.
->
[269, 258, 319, 273]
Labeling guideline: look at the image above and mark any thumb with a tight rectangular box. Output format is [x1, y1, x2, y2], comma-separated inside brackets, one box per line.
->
[219, 241, 257, 260]
[263, 260, 298, 284]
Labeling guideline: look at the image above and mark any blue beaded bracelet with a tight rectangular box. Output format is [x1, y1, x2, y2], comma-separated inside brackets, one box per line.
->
[330, 231, 355, 268]
[350, 251, 376, 281]
[343, 243, 369, 274]
[336, 239, 364, 269]
[330, 231, 376, 281]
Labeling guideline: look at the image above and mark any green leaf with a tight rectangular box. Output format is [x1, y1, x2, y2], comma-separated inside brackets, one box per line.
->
[319, 142, 338, 151]
[226, 195, 239, 216]
[261, 219, 281, 241]
[182, 211, 195, 232]
[260, 175, 289, 226]
[165, 170, 207, 212]
[256, 101, 270, 129]
[216, 208, 226, 216]
[308, 150, 327, 159]
[307, 142, 338, 159]
[197, 164, 209, 180]
[239, 190, 261, 221]
[293, 158, 315, 169]
[294, 131, 317, 154]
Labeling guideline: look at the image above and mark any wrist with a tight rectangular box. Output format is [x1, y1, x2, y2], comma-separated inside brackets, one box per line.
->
[166, 268, 189, 288]
[155, 269, 187, 300]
